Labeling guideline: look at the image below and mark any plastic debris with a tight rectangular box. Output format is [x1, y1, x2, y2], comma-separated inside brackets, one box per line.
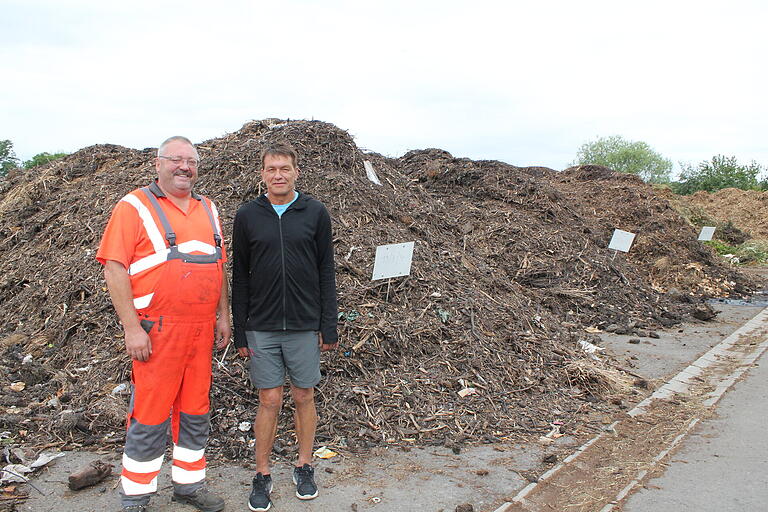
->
[111, 383, 129, 395]
[30, 451, 65, 469]
[579, 339, 605, 360]
[238, 421, 252, 432]
[313, 446, 338, 459]
[457, 387, 477, 398]
[1, 464, 32, 483]
[544, 424, 565, 439]
[216, 344, 230, 369]
[338, 310, 360, 322]
[363, 161, 382, 186]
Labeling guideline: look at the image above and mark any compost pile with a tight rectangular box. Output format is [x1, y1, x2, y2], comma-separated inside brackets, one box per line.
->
[552, 166, 754, 297]
[680, 188, 768, 241]
[391, 157, 754, 327]
[0, 121, 759, 463]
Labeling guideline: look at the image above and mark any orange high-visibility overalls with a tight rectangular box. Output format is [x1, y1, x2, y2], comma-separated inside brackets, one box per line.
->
[98, 183, 224, 503]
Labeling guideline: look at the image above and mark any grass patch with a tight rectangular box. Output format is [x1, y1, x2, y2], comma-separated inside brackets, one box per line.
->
[704, 240, 738, 255]
[705, 240, 768, 264]
[735, 241, 768, 264]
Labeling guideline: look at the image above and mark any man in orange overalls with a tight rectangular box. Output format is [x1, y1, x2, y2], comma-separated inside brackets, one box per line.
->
[97, 136, 230, 512]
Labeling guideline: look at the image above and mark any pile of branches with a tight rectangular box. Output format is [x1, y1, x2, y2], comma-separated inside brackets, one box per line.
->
[0, 120, 759, 461]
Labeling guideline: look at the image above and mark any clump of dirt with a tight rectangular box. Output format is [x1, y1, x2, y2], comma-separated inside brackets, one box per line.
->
[0, 121, 760, 464]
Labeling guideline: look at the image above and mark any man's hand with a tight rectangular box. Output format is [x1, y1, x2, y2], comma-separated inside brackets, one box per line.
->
[237, 347, 252, 358]
[215, 316, 232, 350]
[104, 260, 151, 361]
[318, 332, 338, 352]
[125, 327, 152, 361]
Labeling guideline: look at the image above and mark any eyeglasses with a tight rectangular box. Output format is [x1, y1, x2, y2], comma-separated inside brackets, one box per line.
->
[158, 156, 200, 168]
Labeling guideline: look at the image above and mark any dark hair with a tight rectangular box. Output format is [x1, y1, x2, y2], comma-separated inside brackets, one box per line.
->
[260, 143, 298, 169]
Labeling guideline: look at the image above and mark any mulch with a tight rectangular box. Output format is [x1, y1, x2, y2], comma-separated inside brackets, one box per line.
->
[673, 187, 768, 241]
[0, 120, 761, 467]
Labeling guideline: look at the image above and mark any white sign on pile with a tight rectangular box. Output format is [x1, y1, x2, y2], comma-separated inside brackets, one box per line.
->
[363, 160, 383, 186]
[372, 242, 415, 280]
[698, 226, 716, 241]
[608, 229, 636, 253]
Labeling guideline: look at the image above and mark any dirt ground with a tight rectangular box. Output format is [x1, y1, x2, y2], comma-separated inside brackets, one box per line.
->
[13, 301, 763, 512]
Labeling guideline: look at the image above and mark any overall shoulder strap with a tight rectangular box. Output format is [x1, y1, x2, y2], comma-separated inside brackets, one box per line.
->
[198, 195, 222, 248]
[141, 187, 176, 247]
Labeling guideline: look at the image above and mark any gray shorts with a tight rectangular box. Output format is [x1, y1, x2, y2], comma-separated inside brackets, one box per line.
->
[246, 330, 321, 389]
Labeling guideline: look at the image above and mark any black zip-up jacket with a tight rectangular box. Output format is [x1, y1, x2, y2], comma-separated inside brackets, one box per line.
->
[231, 192, 338, 348]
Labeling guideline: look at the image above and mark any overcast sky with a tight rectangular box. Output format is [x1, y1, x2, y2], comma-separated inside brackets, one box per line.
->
[2, 0, 766, 175]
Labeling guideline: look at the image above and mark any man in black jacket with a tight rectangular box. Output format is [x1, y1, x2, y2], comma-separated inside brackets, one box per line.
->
[232, 143, 338, 512]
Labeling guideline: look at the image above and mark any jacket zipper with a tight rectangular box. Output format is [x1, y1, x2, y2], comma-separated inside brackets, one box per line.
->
[278, 213, 287, 330]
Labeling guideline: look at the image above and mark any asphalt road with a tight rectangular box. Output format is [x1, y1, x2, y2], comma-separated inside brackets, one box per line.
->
[623, 345, 768, 511]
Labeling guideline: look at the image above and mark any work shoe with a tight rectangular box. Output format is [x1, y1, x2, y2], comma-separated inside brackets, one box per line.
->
[172, 486, 225, 512]
[293, 463, 318, 500]
[248, 473, 273, 511]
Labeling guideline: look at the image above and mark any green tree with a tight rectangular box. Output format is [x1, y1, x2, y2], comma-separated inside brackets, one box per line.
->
[23, 151, 68, 169]
[573, 135, 673, 183]
[0, 139, 19, 177]
[673, 155, 765, 195]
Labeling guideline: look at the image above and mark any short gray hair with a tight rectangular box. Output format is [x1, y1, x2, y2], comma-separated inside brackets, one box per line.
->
[157, 136, 199, 159]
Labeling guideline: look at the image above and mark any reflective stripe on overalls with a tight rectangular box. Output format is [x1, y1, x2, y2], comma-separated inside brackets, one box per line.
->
[121, 187, 223, 504]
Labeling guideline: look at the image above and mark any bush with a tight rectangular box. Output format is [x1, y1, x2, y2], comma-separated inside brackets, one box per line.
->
[0, 139, 19, 177]
[573, 135, 673, 183]
[674, 155, 765, 195]
[23, 152, 68, 169]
